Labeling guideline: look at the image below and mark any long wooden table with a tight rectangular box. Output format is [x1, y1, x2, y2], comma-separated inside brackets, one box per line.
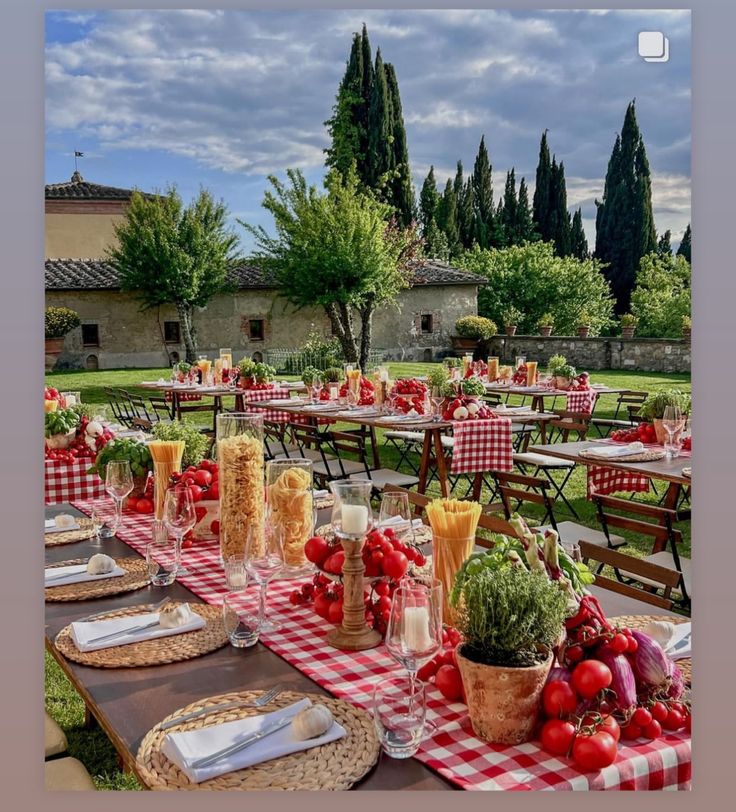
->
[484, 383, 630, 412]
[45, 503, 681, 791]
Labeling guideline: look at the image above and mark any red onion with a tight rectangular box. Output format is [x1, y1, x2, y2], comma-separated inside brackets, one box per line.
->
[630, 631, 670, 687]
[597, 649, 637, 712]
[666, 659, 686, 700]
[547, 666, 572, 684]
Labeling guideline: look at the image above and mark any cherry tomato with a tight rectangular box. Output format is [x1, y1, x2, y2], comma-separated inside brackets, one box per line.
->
[572, 660, 613, 699]
[682, 713, 692, 734]
[626, 636, 639, 653]
[540, 719, 576, 756]
[608, 633, 630, 654]
[327, 599, 344, 625]
[542, 681, 578, 718]
[435, 664, 464, 702]
[642, 720, 662, 740]
[192, 470, 212, 488]
[566, 644, 584, 663]
[650, 701, 668, 723]
[373, 581, 390, 597]
[571, 730, 618, 771]
[187, 484, 203, 502]
[663, 709, 684, 731]
[206, 481, 219, 501]
[135, 497, 154, 514]
[304, 536, 330, 566]
[417, 659, 440, 682]
[381, 550, 409, 581]
[621, 723, 642, 741]
[632, 707, 653, 728]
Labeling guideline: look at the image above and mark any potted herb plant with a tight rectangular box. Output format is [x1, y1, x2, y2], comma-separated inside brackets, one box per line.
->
[547, 354, 567, 377]
[45, 307, 81, 371]
[88, 438, 153, 497]
[323, 366, 343, 384]
[452, 566, 567, 745]
[537, 313, 555, 337]
[639, 389, 691, 444]
[553, 363, 577, 391]
[681, 314, 692, 340]
[427, 365, 450, 397]
[451, 316, 497, 353]
[576, 310, 592, 338]
[620, 313, 638, 339]
[501, 306, 523, 337]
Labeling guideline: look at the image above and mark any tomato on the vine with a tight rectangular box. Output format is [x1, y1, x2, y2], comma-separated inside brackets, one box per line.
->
[571, 730, 618, 771]
[540, 719, 576, 756]
[650, 701, 668, 723]
[542, 681, 578, 717]
[632, 707, 653, 728]
[642, 720, 662, 740]
[571, 660, 613, 699]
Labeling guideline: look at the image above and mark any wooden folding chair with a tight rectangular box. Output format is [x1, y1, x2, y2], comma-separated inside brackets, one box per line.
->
[590, 391, 648, 437]
[326, 429, 419, 492]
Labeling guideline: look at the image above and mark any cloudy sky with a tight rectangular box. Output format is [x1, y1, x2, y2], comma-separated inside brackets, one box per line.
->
[45, 8, 691, 252]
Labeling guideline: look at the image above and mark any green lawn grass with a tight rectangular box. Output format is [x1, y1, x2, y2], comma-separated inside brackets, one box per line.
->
[44, 362, 691, 789]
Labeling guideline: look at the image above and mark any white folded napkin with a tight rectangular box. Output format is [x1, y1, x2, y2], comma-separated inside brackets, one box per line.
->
[70, 610, 206, 652]
[586, 441, 645, 458]
[312, 489, 329, 499]
[377, 516, 424, 532]
[44, 563, 126, 588]
[161, 699, 346, 784]
[45, 517, 80, 533]
[641, 620, 691, 661]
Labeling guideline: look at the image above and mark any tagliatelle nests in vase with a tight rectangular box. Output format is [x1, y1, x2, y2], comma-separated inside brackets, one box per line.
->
[268, 467, 313, 567]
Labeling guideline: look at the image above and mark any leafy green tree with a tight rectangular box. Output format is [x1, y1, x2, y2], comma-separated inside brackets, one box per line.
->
[630, 252, 691, 338]
[108, 187, 238, 362]
[456, 241, 614, 336]
[419, 166, 448, 258]
[472, 136, 495, 248]
[676, 223, 691, 263]
[366, 49, 394, 191]
[595, 101, 658, 313]
[241, 168, 417, 369]
[460, 178, 476, 249]
[569, 208, 589, 259]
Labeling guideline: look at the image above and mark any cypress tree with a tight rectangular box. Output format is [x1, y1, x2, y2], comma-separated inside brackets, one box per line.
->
[460, 178, 476, 249]
[570, 208, 589, 259]
[657, 229, 673, 256]
[436, 178, 460, 256]
[549, 159, 571, 256]
[533, 130, 552, 242]
[595, 101, 658, 313]
[384, 62, 414, 225]
[499, 169, 518, 246]
[419, 166, 439, 233]
[676, 223, 691, 263]
[472, 135, 495, 248]
[366, 49, 394, 193]
[516, 177, 535, 243]
[452, 161, 466, 246]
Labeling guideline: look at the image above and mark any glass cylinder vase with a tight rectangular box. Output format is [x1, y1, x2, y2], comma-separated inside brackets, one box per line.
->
[266, 458, 314, 571]
[432, 532, 475, 625]
[216, 413, 265, 562]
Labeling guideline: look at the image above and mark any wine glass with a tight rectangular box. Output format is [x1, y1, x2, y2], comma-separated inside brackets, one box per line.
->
[311, 375, 324, 403]
[105, 460, 133, 535]
[378, 491, 415, 547]
[244, 522, 284, 633]
[163, 484, 196, 577]
[663, 404, 686, 458]
[431, 396, 444, 422]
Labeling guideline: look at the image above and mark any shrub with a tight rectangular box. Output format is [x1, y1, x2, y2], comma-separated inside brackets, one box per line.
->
[454, 315, 497, 340]
[501, 305, 523, 326]
[620, 313, 638, 327]
[682, 315, 692, 330]
[630, 253, 691, 338]
[443, 357, 462, 369]
[537, 312, 555, 328]
[577, 309, 592, 327]
[45, 307, 81, 339]
[639, 389, 691, 421]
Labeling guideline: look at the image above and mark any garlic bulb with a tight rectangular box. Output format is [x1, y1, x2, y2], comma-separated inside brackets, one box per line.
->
[291, 702, 334, 741]
[641, 620, 676, 648]
[86, 553, 115, 575]
[54, 513, 76, 529]
[159, 602, 193, 629]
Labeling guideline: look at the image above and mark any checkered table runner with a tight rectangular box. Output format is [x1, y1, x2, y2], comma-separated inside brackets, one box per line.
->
[566, 390, 598, 414]
[45, 459, 105, 505]
[165, 391, 203, 402]
[68, 499, 691, 790]
[241, 387, 295, 423]
[450, 418, 513, 476]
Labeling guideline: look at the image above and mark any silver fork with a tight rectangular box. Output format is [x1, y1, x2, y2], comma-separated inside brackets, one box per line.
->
[159, 685, 284, 731]
[75, 597, 172, 625]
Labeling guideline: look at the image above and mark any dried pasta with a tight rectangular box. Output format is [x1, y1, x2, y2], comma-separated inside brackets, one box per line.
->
[149, 441, 185, 521]
[217, 434, 265, 561]
[268, 467, 313, 567]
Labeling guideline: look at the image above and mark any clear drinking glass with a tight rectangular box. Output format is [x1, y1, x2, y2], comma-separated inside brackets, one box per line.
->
[105, 460, 133, 534]
[663, 405, 686, 458]
[163, 484, 196, 576]
[89, 504, 106, 543]
[224, 556, 248, 591]
[378, 491, 415, 546]
[373, 675, 427, 759]
[222, 591, 261, 648]
[244, 523, 284, 633]
[431, 396, 444, 422]
[146, 537, 179, 586]
[385, 584, 443, 684]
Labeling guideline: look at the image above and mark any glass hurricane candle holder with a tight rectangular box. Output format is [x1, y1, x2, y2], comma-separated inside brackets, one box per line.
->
[266, 458, 314, 575]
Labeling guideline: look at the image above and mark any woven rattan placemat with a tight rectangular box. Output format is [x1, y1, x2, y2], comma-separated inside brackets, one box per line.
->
[136, 690, 380, 790]
[45, 518, 97, 547]
[44, 557, 149, 602]
[314, 494, 335, 510]
[580, 448, 666, 463]
[611, 614, 691, 686]
[54, 603, 227, 668]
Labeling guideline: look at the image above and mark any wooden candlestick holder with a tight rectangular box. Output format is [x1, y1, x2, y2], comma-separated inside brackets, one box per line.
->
[326, 535, 382, 651]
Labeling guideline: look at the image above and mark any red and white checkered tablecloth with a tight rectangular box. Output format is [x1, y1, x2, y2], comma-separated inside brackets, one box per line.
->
[67, 499, 691, 790]
[566, 390, 598, 414]
[449, 418, 513, 476]
[45, 459, 105, 505]
[241, 387, 295, 423]
[587, 466, 651, 499]
[165, 391, 203, 402]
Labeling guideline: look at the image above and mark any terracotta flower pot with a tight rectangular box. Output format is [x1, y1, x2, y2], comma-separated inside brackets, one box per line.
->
[577, 326, 591, 338]
[45, 429, 76, 450]
[504, 325, 517, 337]
[538, 326, 553, 337]
[621, 326, 636, 339]
[554, 376, 572, 390]
[451, 336, 479, 352]
[456, 646, 553, 745]
[682, 327, 691, 341]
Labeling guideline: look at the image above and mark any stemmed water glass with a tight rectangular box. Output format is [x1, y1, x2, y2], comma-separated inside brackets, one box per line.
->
[105, 460, 133, 535]
[311, 375, 324, 403]
[163, 484, 196, 577]
[663, 404, 686, 458]
[431, 396, 444, 422]
[378, 491, 415, 547]
[244, 523, 285, 633]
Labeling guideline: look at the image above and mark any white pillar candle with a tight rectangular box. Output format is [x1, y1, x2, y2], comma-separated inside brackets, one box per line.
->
[228, 572, 247, 588]
[403, 605, 432, 650]
[341, 504, 369, 535]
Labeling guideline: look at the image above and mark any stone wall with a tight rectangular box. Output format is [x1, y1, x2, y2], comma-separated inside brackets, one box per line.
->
[46, 284, 479, 369]
[477, 334, 691, 374]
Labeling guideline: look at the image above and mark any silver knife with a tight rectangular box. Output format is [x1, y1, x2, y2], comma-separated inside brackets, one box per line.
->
[190, 715, 295, 770]
[45, 566, 88, 583]
[85, 619, 160, 644]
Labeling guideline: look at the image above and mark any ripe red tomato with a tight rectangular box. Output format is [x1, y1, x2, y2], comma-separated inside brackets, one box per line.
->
[381, 550, 409, 580]
[127, 496, 139, 511]
[608, 633, 629, 654]
[662, 709, 685, 731]
[582, 714, 620, 743]
[210, 519, 220, 535]
[571, 660, 613, 699]
[571, 730, 618, 771]
[373, 581, 390, 597]
[193, 470, 212, 488]
[135, 498, 154, 514]
[621, 723, 642, 741]
[642, 720, 662, 739]
[417, 659, 439, 682]
[650, 701, 668, 723]
[305, 536, 330, 566]
[187, 484, 203, 502]
[566, 644, 584, 663]
[632, 707, 653, 728]
[540, 719, 576, 756]
[435, 664, 464, 702]
[323, 550, 345, 575]
[207, 481, 219, 501]
[327, 599, 344, 625]
[313, 593, 333, 620]
[542, 680, 578, 718]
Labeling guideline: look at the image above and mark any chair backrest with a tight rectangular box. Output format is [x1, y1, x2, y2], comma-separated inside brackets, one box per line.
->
[149, 396, 173, 421]
[287, 421, 336, 469]
[262, 420, 288, 460]
[115, 389, 138, 427]
[482, 392, 503, 407]
[494, 470, 556, 528]
[613, 391, 648, 419]
[579, 540, 680, 610]
[324, 429, 372, 478]
[104, 387, 125, 423]
[549, 409, 591, 442]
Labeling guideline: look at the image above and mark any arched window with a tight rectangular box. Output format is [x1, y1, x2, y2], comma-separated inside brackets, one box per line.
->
[251, 351, 263, 363]
[169, 351, 180, 366]
[85, 354, 99, 371]
[423, 348, 433, 362]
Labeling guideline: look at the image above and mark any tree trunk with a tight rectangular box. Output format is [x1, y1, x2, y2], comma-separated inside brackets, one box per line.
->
[177, 302, 197, 363]
[324, 302, 358, 363]
[358, 295, 375, 371]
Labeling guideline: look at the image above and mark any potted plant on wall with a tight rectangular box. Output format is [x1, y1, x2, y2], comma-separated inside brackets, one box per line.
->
[537, 313, 554, 337]
[44, 306, 81, 371]
[502, 305, 523, 337]
[681, 314, 692, 340]
[451, 316, 497, 354]
[620, 313, 638, 339]
[639, 389, 691, 444]
[576, 310, 592, 338]
[451, 565, 567, 745]
[553, 363, 577, 391]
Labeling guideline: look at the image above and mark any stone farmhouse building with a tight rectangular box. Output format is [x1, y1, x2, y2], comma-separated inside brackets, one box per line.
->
[45, 173, 484, 370]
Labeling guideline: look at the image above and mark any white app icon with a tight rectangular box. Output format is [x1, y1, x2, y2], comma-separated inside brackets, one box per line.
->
[638, 31, 670, 63]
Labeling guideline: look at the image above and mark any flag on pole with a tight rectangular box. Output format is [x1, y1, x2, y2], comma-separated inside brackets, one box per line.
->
[74, 151, 84, 157]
